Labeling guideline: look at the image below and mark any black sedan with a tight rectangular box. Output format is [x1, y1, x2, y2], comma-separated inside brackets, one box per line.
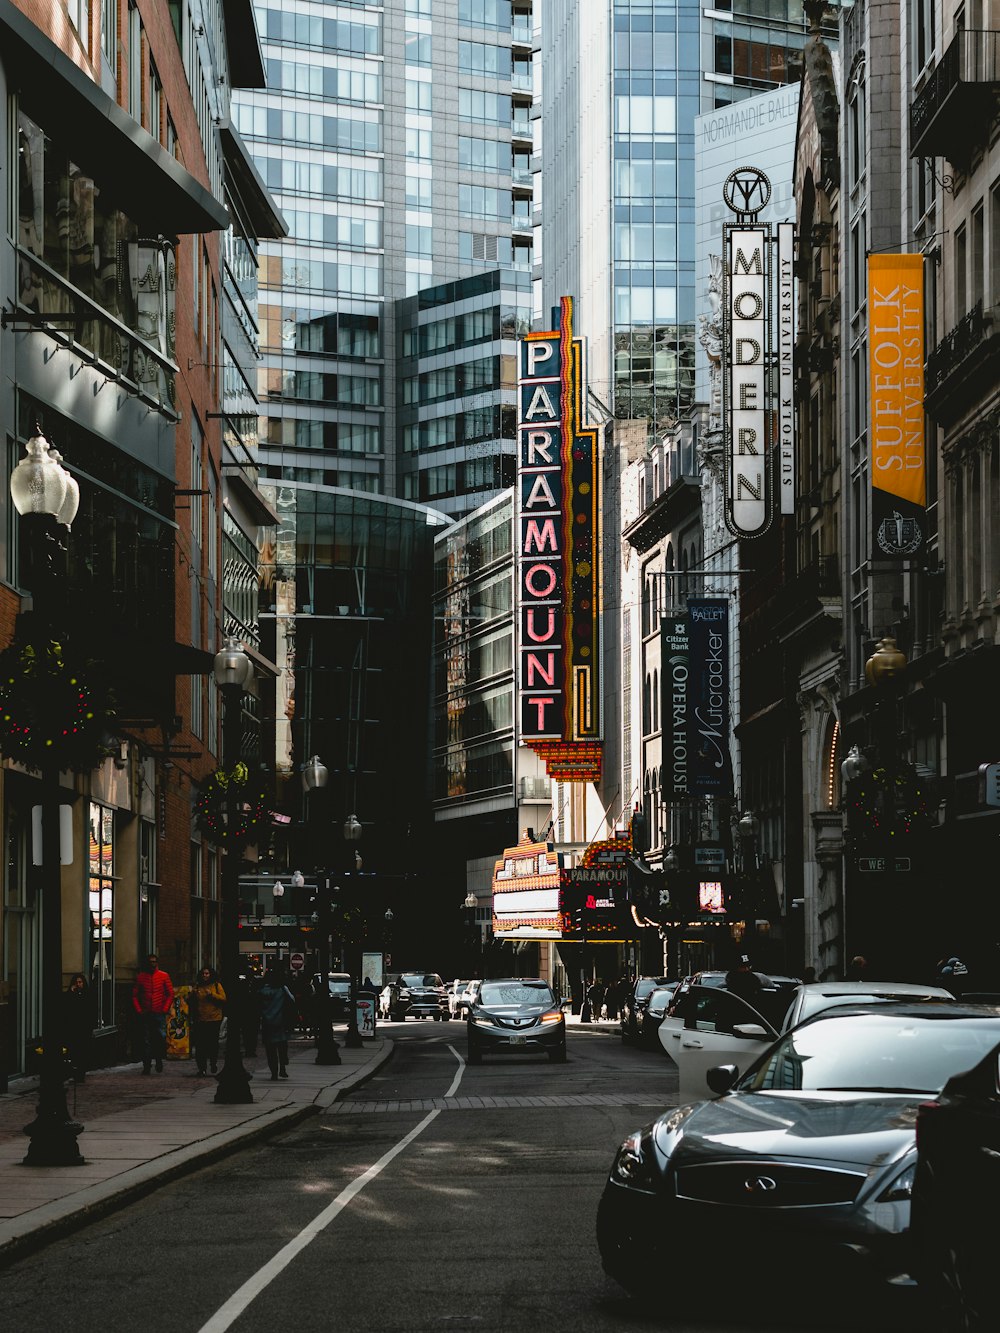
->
[633, 981, 678, 1048]
[466, 978, 566, 1064]
[912, 1038, 1000, 1331]
[620, 975, 671, 1043]
[597, 1002, 1000, 1312]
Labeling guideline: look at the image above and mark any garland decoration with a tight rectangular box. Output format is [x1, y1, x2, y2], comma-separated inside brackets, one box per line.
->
[0, 637, 113, 772]
[848, 766, 931, 838]
[195, 762, 269, 846]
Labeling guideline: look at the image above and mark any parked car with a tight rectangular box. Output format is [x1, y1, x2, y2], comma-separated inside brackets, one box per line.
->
[659, 977, 952, 1102]
[446, 979, 470, 1019]
[311, 972, 352, 1023]
[378, 972, 448, 1022]
[620, 976, 672, 1043]
[466, 977, 567, 1064]
[912, 1035, 1000, 1331]
[633, 981, 679, 1048]
[598, 1001, 1000, 1310]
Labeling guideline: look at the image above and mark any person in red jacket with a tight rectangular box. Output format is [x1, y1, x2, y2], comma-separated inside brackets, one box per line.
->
[132, 953, 174, 1074]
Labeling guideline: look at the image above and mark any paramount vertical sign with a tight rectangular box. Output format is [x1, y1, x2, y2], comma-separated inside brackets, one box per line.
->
[720, 168, 796, 537]
[518, 297, 602, 783]
[868, 254, 926, 559]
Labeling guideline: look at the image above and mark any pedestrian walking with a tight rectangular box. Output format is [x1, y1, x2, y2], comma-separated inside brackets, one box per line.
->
[258, 964, 296, 1081]
[132, 953, 174, 1074]
[188, 966, 226, 1076]
[845, 954, 869, 982]
[587, 978, 606, 1022]
[63, 973, 93, 1083]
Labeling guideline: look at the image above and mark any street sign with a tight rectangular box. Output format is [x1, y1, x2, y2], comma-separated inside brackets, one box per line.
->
[694, 847, 725, 865]
[857, 857, 911, 872]
[979, 762, 1000, 808]
[289, 951, 305, 972]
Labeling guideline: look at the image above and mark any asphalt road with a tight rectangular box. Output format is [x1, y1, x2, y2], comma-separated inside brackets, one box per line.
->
[0, 1022, 929, 1333]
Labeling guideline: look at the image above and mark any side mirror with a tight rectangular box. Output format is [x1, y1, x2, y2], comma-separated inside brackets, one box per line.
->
[732, 1023, 769, 1039]
[706, 1064, 739, 1095]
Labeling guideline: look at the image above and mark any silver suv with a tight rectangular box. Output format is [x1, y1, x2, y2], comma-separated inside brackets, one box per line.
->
[379, 972, 448, 1022]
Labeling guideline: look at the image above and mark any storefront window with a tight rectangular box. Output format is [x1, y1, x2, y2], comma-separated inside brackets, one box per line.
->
[88, 804, 115, 1028]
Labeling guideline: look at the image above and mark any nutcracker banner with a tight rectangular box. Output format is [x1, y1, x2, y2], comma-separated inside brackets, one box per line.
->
[686, 598, 733, 797]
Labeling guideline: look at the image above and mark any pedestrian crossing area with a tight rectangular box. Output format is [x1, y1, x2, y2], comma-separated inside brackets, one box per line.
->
[327, 1092, 675, 1114]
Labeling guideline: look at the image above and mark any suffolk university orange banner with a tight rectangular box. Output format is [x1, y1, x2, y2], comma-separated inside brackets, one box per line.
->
[868, 254, 925, 560]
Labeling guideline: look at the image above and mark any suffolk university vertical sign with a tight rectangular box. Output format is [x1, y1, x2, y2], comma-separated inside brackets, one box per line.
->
[518, 297, 602, 783]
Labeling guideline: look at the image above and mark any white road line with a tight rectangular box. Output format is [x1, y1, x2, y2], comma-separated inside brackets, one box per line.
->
[198, 1046, 465, 1333]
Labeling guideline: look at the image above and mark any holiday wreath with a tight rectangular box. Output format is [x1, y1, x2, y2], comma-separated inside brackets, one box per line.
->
[0, 636, 113, 772]
[848, 766, 932, 837]
[195, 762, 269, 846]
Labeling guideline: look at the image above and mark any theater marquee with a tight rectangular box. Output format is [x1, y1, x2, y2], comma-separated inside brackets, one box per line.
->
[518, 296, 602, 783]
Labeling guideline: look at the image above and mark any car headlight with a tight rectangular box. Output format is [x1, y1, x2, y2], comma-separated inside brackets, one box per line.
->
[399, 988, 410, 998]
[610, 1130, 655, 1191]
[472, 1014, 497, 1027]
[878, 1157, 916, 1203]
[540, 1011, 564, 1024]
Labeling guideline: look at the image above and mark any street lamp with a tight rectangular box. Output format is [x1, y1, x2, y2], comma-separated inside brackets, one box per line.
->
[11, 430, 84, 1166]
[303, 757, 341, 1065]
[343, 813, 364, 1049]
[213, 636, 255, 1105]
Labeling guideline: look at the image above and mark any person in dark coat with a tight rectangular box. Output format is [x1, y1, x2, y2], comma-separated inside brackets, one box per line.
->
[724, 954, 767, 1006]
[237, 972, 260, 1056]
[63, 973, 93, 1083]
[258, 965, 296, 1080]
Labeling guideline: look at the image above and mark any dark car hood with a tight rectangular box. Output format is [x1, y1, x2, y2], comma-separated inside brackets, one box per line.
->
[658, 1091, 922, 1171]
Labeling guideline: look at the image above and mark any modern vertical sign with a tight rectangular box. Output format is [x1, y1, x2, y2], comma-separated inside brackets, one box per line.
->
[720, 167, 796, 538]
[686, 599, 733, 797]
[661, 613, 690, 800]
[517, 297, 602, 783]
[868, 254, 926, 560]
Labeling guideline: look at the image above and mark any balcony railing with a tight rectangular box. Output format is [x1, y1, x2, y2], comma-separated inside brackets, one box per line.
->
[910, 29, 1000, 159]
[926, 300, 992, 397]
[14, 247, 178, 418]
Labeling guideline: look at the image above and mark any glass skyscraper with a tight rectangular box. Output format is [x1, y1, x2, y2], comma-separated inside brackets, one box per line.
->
[542, 0, 837, 435]
[237, 0, 535, 517]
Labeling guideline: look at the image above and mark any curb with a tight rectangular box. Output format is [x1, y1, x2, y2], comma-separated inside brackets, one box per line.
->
[0, 1038, 395, 1270]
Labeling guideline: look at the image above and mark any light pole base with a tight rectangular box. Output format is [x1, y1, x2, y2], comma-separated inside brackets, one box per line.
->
[214, 1064, 254, 1105]
[344, 1027, 363, 1049]
[22, 1113, 85, 1167]
[315, 1027, 342, 1065]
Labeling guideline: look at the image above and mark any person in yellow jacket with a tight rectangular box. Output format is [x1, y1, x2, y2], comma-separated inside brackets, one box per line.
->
[188, 966, 226, 1075]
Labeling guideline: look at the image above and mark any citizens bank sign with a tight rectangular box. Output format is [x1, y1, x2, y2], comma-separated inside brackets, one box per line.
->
[518, 297, 602, 783]
[721, 167, 796, 537]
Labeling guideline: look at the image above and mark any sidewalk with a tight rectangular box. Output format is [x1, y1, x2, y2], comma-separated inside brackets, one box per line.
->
[0, 1033, 392, 1268]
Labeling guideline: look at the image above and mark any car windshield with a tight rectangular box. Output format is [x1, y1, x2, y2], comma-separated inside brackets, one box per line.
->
[328, 981, 350, 994]
[401, 974, 442, 987]
[480, 981, 555, 1008]
[636, 977, 668, 999]
[739, 1011, 1000, 1095]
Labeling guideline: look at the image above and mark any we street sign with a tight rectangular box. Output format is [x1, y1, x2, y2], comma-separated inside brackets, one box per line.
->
[857, 856, 911, 873]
